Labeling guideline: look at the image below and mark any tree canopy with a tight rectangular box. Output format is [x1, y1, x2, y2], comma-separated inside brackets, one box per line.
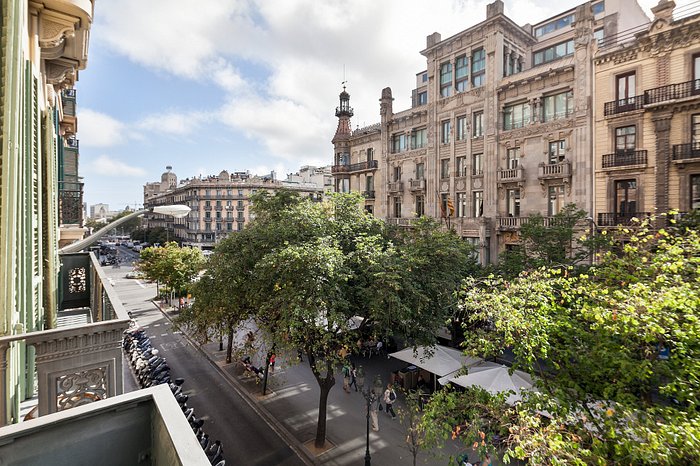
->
[138, 242, 205, 297]
[184, 191, 478, 447]
[422, 216, 700, 465]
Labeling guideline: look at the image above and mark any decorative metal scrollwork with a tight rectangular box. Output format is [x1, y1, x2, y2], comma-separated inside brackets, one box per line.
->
[68, 267, 86, 293]
[56, 367, 107, 411]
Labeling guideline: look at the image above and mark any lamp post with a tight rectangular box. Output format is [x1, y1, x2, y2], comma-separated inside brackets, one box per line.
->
[59, 205, 191, 254]
[586, 215, 598, 265]
[357, 368, 382, 466]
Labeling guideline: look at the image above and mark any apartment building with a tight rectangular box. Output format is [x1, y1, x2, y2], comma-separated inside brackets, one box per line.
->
[594, 0, 700, 226]
[332, 0, 649, 265]
[143, 168, 325, 248]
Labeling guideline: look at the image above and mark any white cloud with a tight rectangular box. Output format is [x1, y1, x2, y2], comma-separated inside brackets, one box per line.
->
[93, 0, 682, 172]
[86, 155, 146, 177]
[77, 109, 127, 147]
[137, 111, 210, 136]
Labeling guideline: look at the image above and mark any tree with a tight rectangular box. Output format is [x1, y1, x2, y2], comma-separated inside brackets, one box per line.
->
[396, 388, 428, 466]
[180, 191, 478, 448]
[138, 242, 204, 302]
[86, 209, 142, 235]
[131, 226, 168, 245]
[424, 216, 700, 464]
[497, 204, 591, 276]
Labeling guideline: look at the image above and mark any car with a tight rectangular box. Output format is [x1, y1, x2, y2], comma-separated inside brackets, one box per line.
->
[125, 271, 145, 279]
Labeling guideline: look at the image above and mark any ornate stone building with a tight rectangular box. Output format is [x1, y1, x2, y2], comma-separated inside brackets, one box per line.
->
[332, 0, 649, 265]
[143, 168, 325, 249]
[594, 0, 700, 226]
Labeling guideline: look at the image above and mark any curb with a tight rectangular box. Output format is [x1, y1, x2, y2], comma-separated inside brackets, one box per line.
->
[151, 300, 319, 466]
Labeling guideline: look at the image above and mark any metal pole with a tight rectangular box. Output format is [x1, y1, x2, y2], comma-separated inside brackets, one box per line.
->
[364, 394, 371, 466]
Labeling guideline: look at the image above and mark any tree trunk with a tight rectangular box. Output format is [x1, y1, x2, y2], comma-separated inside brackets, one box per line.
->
[225, 323, 234, 363]
[308, 354, 336, 448]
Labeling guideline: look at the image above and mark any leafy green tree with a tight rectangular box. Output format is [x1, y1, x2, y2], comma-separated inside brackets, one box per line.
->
[497, 204, 591, 276]
[138, 242, 204, 302]
[180, 191, 477, 448]
[425, 216, 700, 465]
[131, 227, 168, 245]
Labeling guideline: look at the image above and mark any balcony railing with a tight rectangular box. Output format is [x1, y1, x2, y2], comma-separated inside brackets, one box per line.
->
[538, 161, 571, 180]
[597, 212, 651, 227]
[672, 142, 700, 161]
[331, 160, 378, 174]
[386, 218, 415, 227]
[497, 166, 525, 183]
[603, 97, 644, 116]
[362, 190, 376, 199]
[236, 205, 245, 211]
[409, 179, 426, 191]
[388, 181, 404, 193]
[605, 79, 700, 117]
[645, 79, 700, 105]
[601, 150, 648, 168]
[497, 216, 567, 230]
[0, 253, 130, 426]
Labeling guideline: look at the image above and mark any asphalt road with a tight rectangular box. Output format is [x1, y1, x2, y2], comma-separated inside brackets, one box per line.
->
[106, 260, 308, 466]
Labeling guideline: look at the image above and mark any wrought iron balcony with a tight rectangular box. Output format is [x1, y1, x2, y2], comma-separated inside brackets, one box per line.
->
[236, 205, 245, 211]
[386, 218, 414, 227]
[603, 97, 643, 116]
[497, 166, 525, 183]
[214, 205, 223, 211]
[0, 253, 130, 426]
[597, 212, 651, 227]
[331, 160, 378, 174]
[644, 79, 700, 105]
[497, 215, 565, 230]
[388, 181, 404, 193]
[362, 190, 376, 199]
[672, 142, 700, 161]
[538, 161, 571, 180]
[601, 150, 648, 168]
[203, 205, 212, 211]
[409, 179, 426, 191]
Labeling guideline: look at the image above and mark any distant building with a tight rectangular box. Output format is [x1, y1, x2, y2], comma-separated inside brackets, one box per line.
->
[285, 165, 334, 191]
[331, 0, 649, 265]
[593, 0, 700, 226]
[143, 167, 325, 248]
[90, 203, 110, 219]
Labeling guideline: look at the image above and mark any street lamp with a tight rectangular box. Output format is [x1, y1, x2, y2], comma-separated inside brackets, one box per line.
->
[59, 205, 191, 254]
[357, 368, 382, 466]
[585, 216, 598, 265]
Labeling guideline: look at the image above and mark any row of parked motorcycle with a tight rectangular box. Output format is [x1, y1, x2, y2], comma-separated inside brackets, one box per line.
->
[123, 321, 225, 465]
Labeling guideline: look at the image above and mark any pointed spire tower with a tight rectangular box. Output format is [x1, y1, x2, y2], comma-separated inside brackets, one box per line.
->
[332, 85, 353, 192]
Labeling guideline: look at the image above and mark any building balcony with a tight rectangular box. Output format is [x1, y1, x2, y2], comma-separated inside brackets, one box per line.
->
[0, 252, 130, 426]
[362, 190, 376, 199]
[388, 181, 404, 193]
[601, 150, 648, 169]
[597, 212, 651, 227]
[331, 160, 378, 174]
[672, 143, 700, 162]
[497, 166, 525, 184]
[203, 205, 212, 211]
[386, 218, 415, 227]
[538, 161, 571, 180]
[214, 205, 223, 211]
[236, 206, 245, 211]
[409, 179, 426, 192]
[497, 215, 569, 231]
[603, 97, 644, 117]
[644, 79, 700, 106]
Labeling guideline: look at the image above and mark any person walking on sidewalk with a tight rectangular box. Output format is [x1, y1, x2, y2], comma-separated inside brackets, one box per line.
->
[383, 383, 397, 419]
[348, 363, 358, 392]
[370, 399, 380, 431]
[342, 362, 351, 393]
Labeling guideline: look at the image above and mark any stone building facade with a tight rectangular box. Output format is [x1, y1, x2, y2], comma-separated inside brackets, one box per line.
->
[332, 0, 649, 265]
[594, 0, 700, 226]
[143, 169, 324, 249]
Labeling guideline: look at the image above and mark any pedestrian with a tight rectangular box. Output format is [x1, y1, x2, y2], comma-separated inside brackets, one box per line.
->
[348, 363, 358, 392]
[370, 399, 379, 431]
[342, 362, 351, 393]
[481, 453, 492, 466]
[383, 383, 397, 419]
[269, 352, 276, 373]
[297, 348, 303, 362]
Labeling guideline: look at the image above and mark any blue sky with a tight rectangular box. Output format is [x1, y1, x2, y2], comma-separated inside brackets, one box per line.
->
[77, 0, 670, 211]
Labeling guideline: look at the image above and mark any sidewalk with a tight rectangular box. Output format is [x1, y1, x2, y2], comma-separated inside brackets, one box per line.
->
[158, 304, 475, 466]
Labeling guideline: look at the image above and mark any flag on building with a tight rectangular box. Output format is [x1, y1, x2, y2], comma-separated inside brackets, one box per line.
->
[447, 197, 455, 217]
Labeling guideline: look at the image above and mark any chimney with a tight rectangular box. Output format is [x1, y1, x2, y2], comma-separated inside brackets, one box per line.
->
[426, 32, 441, 48]
[487, 0, 504, 19]
[652, 0, 675, 22]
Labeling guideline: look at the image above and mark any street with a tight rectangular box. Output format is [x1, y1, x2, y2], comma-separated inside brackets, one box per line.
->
[106, 257, 308, 466]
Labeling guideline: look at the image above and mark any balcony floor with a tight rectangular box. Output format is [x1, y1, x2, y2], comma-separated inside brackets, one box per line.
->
[56, 308, 92, 328]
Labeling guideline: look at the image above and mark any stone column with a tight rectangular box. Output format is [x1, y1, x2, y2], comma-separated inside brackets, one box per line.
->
[0, 343, 7, 426]
[653, 113, 673, 224]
